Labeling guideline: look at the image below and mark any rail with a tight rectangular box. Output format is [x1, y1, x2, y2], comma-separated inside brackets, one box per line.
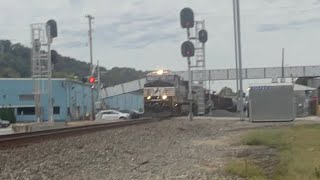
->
[0, 118, 156, 149]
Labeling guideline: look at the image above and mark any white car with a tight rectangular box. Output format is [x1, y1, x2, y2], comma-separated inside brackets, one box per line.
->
[95, 110, 130, 121]
[0, 119, 10, 128]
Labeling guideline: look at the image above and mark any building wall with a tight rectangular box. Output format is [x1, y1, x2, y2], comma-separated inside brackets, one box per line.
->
[0, 78, 97, 122]
[104, 93, 143, 111]
[64, 80, 98, 121]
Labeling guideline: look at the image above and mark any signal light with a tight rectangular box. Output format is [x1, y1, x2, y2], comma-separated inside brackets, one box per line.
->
[198, 29, 208, 43]
[89, 76, 95, 84]
[46, 19, 58, 39]
[181, 41, 195, 57]
[51, 50, 58, 64]
[180, 8, 194, 29]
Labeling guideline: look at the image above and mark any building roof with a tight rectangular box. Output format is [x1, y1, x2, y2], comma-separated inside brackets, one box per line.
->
[0, 78, 67, 80]
[249, 82, 294, 87]
[0, 78, 92, 87]
[293, 84, 316, 91]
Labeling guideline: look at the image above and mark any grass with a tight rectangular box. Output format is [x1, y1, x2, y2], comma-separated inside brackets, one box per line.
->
[225, 159, 266, 180]
[227, 124, 320, 180]
[241, 129, 285, 148]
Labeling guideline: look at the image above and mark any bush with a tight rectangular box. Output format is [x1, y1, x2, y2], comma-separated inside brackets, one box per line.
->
[0, 108, 16, 123]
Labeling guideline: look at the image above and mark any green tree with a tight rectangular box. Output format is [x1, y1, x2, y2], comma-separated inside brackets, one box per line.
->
[0, 39, 148, 87]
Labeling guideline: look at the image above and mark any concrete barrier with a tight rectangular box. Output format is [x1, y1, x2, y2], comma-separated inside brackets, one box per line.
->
[12, 124, 32, 133]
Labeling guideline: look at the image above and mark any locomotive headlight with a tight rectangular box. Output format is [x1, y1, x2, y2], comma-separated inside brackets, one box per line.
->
[147, 96, 151, 100]
[162, 95, 168, 100]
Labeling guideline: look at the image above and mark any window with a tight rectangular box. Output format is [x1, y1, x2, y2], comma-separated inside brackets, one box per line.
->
[103, 111, 116, 115]
[166, 75, 174, 81]
[146, 76, 159, 81]
[19, 94, 34, 101]
[17, 107, 35, 115]
[53, 107, 60, 115]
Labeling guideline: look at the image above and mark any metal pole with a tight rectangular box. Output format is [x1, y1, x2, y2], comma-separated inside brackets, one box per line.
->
[98, 60, 101, 106]
[234, 0, 245, 121]
[208, 70, 212, 115]
[233, 0, 239, 93]
[282, 48, 284, 78]
[47, 26, 53, 123]
[86, 14, 95, 121]
[47, 41, 53, 123]
[281, 48, 285, 83]
[187, 28, 193, 121]
[188, 57, 193, 121]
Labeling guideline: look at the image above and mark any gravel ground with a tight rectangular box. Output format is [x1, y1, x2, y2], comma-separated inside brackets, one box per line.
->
[0, 118, 318, 180]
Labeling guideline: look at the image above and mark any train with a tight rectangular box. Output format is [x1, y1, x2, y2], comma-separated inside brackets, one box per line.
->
[143, 70, 237, 117]
[143, 70, 207, 116]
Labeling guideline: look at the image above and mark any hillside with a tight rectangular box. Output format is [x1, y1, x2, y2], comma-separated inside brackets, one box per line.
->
[0, 40, 148, 86]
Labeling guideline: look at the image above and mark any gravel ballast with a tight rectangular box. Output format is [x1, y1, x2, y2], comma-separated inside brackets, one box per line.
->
[0, 118, 311, 180]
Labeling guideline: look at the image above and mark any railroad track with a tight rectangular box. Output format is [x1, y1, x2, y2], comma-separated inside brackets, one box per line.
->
[0, 117, 162, 149]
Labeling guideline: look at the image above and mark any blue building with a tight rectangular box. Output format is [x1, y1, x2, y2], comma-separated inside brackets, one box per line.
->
[0, 78, 98, 122]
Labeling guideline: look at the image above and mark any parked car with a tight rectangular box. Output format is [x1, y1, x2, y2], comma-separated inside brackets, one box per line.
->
[95, 110, 130, 121]
[0, 119, 10, 128]
[120, 109, 144, 119]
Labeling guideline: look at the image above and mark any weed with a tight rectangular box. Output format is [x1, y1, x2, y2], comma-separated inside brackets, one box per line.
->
[314, 165, 320, 179]
[225, 159, 265, 180]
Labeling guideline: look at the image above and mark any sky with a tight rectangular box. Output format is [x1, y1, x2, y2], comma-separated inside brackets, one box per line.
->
[0, 0, 320, 90]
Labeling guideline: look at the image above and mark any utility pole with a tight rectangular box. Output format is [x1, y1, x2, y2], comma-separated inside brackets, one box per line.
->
[233, 0, 245, 121]
[86, 14, 95, 121]
[233, 0, 239, 95]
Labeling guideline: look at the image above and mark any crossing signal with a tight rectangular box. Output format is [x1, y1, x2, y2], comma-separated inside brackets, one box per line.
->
[89, 76, 95, 84]
[198, 29, 208, 43]
[181, 41, 195, 57]
[180, 8, 194, 29]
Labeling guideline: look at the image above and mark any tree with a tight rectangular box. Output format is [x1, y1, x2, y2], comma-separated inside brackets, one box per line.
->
[0, 39, 148, 87]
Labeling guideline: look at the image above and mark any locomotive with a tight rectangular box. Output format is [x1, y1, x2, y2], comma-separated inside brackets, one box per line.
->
[143, 70, 199, 116]
[143, 69, 239, 117]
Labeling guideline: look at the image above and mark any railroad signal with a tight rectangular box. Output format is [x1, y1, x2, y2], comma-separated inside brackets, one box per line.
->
[51, 50, 58, 64]
[180, 8, 194, 29]
[46, 19, 58, 39]
[89, 76, 96, 84]
[181, 41, 195, 57]
[198, 29, 208, 43]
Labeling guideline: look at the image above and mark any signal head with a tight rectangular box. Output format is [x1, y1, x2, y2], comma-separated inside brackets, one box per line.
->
[181, 41, 195, 57]
[89, 76, 95, 84]
[198, 29, 208, 43]
[180, 8, 194, 29]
